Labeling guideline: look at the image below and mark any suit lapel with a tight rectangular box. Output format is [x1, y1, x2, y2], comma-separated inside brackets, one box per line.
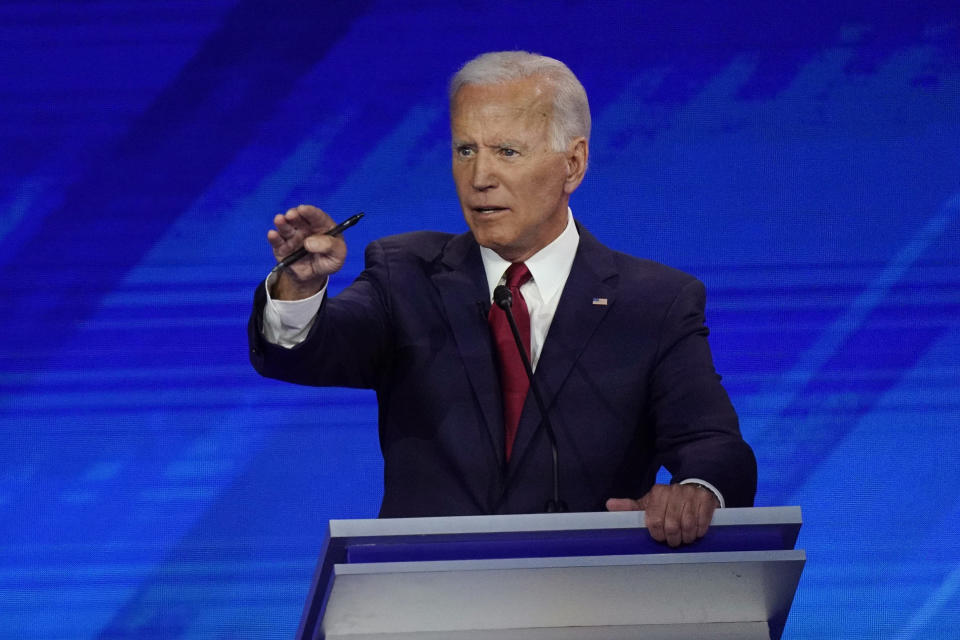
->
[506, 226, 618, 479]
[431, 232, 506, 470]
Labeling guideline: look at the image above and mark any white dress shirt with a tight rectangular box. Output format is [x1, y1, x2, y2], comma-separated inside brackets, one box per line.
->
[479, 209, 579, 371]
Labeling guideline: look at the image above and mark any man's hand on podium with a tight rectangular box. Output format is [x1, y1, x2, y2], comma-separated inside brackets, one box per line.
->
[606, 483, 720, 548]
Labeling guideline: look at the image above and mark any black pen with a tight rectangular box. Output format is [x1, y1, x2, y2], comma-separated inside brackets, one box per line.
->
[273, 212, 365, 271]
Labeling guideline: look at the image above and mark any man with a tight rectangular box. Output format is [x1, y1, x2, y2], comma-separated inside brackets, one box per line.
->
[248, 51, 756, 547]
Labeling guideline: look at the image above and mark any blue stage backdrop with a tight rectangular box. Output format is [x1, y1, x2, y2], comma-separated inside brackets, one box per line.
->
[1, 1, 958, 638]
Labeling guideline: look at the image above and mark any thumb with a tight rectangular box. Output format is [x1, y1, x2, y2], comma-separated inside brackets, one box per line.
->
[304, 233, 342, 255]
[606, 498, 642, 511]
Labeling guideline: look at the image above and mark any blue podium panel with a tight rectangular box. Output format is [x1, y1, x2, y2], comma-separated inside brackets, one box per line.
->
[341, 512, 801, 564]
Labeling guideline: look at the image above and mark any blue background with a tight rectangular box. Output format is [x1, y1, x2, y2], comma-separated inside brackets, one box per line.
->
[1, 1, 958, 637]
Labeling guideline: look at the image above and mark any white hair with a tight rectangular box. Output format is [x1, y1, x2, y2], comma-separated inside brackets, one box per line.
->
[449, 51, 591, 152]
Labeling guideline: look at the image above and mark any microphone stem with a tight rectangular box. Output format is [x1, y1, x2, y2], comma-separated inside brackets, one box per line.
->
[501, 303, 565, 512]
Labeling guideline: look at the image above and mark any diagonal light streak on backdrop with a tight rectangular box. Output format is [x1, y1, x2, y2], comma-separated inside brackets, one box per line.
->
[893, 562, 960, 640]
[749, 192, 960, 440]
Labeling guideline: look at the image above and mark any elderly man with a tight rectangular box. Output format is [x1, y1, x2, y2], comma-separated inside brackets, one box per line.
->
[248, 51, 756, 547]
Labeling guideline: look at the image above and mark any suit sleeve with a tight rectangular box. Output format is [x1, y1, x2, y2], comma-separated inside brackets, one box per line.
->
[248, 240, 393, 390]
[648, 278, 757, 507]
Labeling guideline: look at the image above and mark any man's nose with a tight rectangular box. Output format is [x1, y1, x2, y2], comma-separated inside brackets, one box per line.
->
[471, 151, 498, 191]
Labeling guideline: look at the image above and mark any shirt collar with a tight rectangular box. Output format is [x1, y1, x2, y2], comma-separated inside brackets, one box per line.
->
[479, 208, 580, 303]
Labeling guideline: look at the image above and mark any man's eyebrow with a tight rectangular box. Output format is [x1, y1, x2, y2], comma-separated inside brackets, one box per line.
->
[451, 139, 527, 149]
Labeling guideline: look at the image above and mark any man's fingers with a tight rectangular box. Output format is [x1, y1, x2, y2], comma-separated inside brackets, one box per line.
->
[631, 483, 717, 547]
[273, 213, 298, 239]
[634, 484, 668, 543]
[283, 205, 336, 236]
[267, 228, 284, 249]
[641, 489, 667, 543]
[680, 497, 699, 545]
[295, 204, 336, 230]
[269, 205, 344, 262]
[264, 204, 345, 300]
[663, 487, 685, 547]
[696, 491, 717, 538]
[276, 205, 333, 236]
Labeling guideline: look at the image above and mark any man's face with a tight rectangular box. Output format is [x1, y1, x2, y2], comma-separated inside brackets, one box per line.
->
[451, 77, 585, 263]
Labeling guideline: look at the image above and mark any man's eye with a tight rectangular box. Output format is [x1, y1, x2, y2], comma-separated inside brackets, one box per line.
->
[456, 146, 474, 157]
[500, 148, 518, 157]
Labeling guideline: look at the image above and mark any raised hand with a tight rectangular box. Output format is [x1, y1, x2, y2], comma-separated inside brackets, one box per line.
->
[267, 204, 347, 300]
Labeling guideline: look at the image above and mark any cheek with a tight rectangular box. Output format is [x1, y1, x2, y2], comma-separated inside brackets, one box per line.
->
[522, 166, 564, 202]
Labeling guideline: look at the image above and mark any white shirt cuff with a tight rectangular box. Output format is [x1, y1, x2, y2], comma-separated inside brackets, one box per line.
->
[679, 478, 725, 508]
[261, 269, 326, 348]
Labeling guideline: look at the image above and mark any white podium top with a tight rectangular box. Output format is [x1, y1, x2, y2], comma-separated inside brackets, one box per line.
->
[329, 506, 802, 539]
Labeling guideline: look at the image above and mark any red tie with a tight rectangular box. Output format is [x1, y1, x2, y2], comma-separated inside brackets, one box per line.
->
[488, 263, 532, 461]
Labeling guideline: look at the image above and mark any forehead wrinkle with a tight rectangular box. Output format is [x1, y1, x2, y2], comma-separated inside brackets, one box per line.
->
[451, 76, 555, 133]
[452, 110, 550, 153]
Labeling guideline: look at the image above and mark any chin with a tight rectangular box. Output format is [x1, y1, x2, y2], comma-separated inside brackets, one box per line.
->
[466, 220, 503, 246]
[473, 234, 504, 252]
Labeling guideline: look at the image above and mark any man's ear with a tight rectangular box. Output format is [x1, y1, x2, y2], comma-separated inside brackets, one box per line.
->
[563, 137, 588, 194]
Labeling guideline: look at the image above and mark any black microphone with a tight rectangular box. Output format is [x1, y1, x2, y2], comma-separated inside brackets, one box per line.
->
[493, 285, 567, 513]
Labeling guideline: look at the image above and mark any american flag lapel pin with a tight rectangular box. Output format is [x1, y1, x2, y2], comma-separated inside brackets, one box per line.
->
[592, 297, 608, 306]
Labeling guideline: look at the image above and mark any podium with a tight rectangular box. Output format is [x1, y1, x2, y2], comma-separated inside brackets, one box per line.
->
[297, 507, 804, 640]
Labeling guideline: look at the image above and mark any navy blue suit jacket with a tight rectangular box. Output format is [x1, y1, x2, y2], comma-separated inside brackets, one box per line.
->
[248, 223, 756, 516]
